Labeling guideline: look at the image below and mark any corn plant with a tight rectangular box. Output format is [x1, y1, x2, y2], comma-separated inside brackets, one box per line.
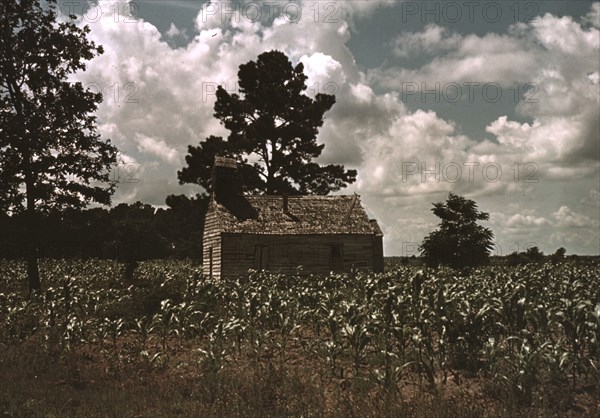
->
[196, 319, 231, 373]
[497, 338, 547, 404]
[341, 304, 371, 377]
[151, 300, 179, 351]
[134, 316, 152, 350]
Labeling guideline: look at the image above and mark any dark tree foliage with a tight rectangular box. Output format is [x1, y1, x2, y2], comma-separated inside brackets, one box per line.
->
[162, 194, 208, 259]
[551, 247, 566, 264]
[109, 203, 171, 262]
[420, 193, 494, 268]
[508, 246, 548, 265]
[0, 200, 206, 262]
[554, 247, 566, 258]
[526, 246, 545, 261]
[0, 0, 117, 292]
[177, 50, 356, 196]
[177, 136, 230, 194]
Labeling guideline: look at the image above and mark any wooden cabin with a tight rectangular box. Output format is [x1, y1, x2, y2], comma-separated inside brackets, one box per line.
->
[203, 157, 384, 279]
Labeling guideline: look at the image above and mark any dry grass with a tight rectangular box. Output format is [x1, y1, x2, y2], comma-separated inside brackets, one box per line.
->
[1, 334, 598, 417]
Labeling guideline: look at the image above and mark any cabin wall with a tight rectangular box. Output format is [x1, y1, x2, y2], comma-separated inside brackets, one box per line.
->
[220, 233, 378, 279]
[202, 205, 222, 279]
[372, 235, 384, 273]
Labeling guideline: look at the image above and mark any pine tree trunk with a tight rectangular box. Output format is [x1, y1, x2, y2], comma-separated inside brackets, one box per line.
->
[27, 246, 40, 294]
[26, 177, 40, 295]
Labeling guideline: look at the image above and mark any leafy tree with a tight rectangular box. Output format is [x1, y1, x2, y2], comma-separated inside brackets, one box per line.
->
[420, 193, 494, 268]
[507, 251, 524, 266]
[109, 202, 170, 262]
[507, 246, 548, 265]
[525, 246, 545, 262]
[550, 247, 566, 264]
[161, 194, 208, 259]
[177, 50, 356, 195]
[0, 0, 117, 292]
[0, 201, 208, 262]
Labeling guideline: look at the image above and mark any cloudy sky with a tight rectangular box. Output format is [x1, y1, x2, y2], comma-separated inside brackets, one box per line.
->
[63, 0, 599, 256]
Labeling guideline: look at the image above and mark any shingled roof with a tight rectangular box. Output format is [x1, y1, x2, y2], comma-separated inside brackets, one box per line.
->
[211, 194, 382, 235]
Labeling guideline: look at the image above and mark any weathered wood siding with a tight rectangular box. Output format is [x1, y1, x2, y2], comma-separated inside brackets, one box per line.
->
[220, 233, 380, 279]
[372, 235, 384, 273]
[202, 204, 222, 280]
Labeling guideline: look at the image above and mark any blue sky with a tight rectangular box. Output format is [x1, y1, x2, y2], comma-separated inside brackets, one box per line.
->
[63, 1, 600, 255]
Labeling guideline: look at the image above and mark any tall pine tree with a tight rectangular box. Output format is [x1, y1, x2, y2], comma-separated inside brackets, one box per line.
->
[177, 50, 356, 195]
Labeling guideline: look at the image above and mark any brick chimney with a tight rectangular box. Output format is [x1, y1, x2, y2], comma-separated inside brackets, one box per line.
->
[282, 194, 289, 213]
[211, 156, 240, 204]
[211, 156, 258, 221]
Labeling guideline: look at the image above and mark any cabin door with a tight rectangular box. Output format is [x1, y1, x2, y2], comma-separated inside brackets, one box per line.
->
[254, 245, 270, 270]
[330, 244, 344, 271]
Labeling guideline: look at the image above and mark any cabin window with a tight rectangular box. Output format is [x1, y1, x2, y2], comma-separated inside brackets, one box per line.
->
[330, 244, 343, 271]
[254, 245, 270, 270]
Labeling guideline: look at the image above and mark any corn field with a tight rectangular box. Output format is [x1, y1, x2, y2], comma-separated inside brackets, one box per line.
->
[1, 259, 599, 416]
